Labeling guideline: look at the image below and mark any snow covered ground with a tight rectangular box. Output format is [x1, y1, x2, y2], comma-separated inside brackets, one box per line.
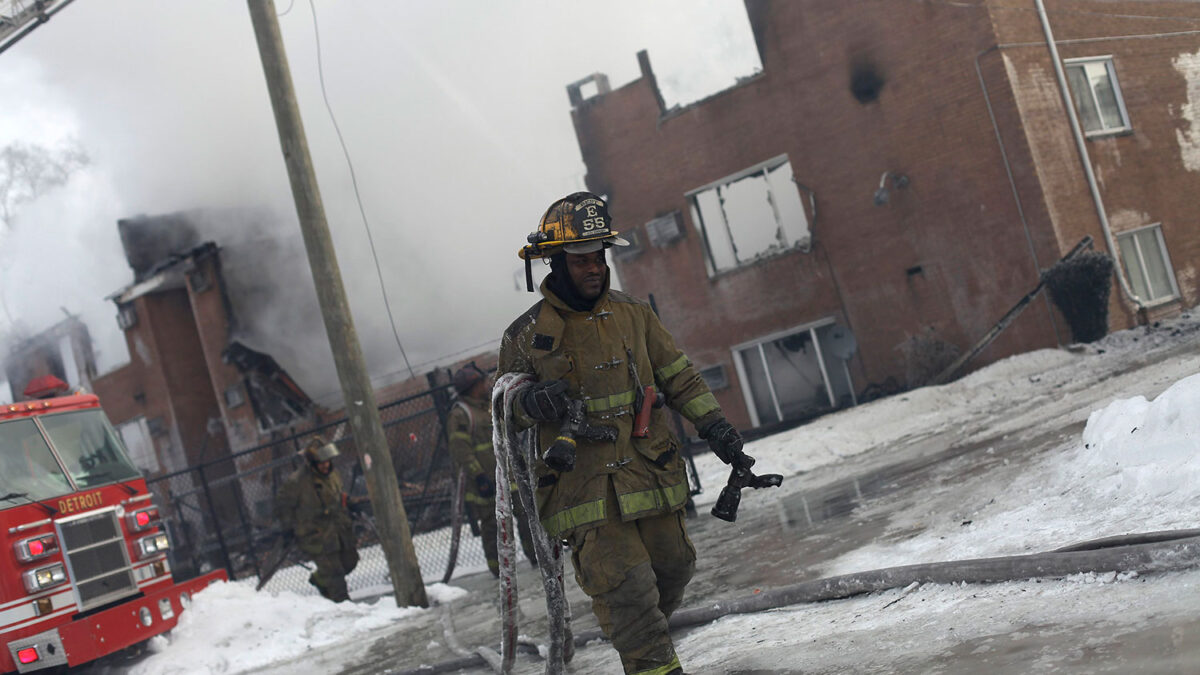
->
[115, 309, 1200, 674]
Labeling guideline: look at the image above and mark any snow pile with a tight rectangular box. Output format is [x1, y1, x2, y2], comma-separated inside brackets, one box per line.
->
[1077, 372, 1200, 501]
[129, 580, 446, 675]
[825, 372, 1200, 574]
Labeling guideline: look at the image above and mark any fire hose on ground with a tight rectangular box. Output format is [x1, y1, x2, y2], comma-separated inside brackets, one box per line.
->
[401, 529, 1200, 675]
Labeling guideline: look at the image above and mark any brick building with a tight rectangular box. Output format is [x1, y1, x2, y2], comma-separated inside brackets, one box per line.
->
[567, 0, 1200, 431]
[90, 212, 320, 477]
[82, 209, 498, 480]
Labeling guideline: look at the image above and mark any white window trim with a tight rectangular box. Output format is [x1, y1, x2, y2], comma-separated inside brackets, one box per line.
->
[117, 416, 160, 474]
[1117, 223, 1180, 307]
[731, 317, 837, 428]
[687, 154, 808, 277]
[1063, 55, 1132, 138]
[686, 154, 790, 196]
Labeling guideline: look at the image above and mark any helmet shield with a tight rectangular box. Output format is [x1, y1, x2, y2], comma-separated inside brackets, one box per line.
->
[313, 443, 340, 462]
[305, 441, 339, 462]
[520, 192, 629, 260]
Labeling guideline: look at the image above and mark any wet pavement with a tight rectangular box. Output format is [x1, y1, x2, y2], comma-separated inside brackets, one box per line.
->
[323, 410, 1200, 675]
[328, 336, 1200, 673]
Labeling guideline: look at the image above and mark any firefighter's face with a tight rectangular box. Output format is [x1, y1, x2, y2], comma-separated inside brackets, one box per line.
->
[316, 460, 333, 475]
[565, 250, 606, 300]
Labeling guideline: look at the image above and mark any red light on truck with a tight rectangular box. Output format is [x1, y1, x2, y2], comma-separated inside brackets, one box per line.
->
[14, 533, 58, 562]
[16, 647, 39, 664]
[126, 506, 159, 532]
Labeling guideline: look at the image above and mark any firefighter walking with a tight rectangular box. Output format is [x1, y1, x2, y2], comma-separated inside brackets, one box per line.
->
[498, 192, 752, 675]
[275, 439, 360, 602]
[447, 363, 537, 577]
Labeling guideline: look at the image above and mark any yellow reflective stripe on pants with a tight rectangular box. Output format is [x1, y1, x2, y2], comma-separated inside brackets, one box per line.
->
[473, 442, 492, 452]
[631, 653, 681, 675]
[464, 493, 491, 505]
[680, 392, 719, 421]
[617, 481, 689, 517]
[653, 354, 689, 382]
[449, 431, 472, 442]
[541, 499, 606, 537]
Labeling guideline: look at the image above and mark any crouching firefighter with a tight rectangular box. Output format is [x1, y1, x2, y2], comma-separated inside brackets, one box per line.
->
[497, 192, 765, 675]
[447, 362, 538, 576]
[275, 439, 360, 602]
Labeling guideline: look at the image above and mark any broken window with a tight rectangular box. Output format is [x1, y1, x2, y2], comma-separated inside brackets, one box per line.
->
[224, 384, 246, 409]
[116, 303, 138, 331]
[699, 364, 729, 391]
[1117, 224, 1178, 305]
[117, 417, 160, 474]
[688, 156, 810, 276]
[1064, 56, 1131, 136]
[733, 320, 856, 427]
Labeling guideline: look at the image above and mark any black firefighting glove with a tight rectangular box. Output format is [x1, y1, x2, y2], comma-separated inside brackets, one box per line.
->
[699, 418, 753, 469]
[520, 379, 570, 422]
[474, 474, 496, 499]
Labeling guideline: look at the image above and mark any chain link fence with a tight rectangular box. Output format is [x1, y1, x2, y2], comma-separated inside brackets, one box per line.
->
[147, 374, 705, 600]
[146, 375, 492, 599]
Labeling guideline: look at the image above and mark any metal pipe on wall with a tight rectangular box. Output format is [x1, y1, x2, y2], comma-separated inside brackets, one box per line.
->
[1033, 0, 1147, 313]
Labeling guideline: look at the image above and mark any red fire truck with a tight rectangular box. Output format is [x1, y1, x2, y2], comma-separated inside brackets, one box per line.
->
[0, 376, 226, 673]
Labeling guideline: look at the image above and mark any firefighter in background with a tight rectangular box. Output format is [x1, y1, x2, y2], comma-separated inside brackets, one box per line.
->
[499, 192, 750, 675]
[275, 439, 360, 602]
[447, 362, 538, 577]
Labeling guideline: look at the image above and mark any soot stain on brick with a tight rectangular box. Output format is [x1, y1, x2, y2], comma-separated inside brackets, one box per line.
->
[850, 59, 885, 104]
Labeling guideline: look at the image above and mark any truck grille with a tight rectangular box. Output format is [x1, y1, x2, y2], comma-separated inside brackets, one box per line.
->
[56, 508, 138, 611]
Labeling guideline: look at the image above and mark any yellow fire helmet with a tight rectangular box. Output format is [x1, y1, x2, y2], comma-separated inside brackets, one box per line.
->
[519, 192, 629, 291]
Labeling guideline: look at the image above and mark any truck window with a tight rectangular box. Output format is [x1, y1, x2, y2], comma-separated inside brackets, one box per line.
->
[0, 418, 74, 501]
[39, 410, 142, 488]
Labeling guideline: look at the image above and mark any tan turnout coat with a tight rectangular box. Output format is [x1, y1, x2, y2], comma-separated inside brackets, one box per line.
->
[498, 279, 721, 539]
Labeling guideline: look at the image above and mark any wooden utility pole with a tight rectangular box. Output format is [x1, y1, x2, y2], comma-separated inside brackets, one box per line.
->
[245, 0, 427, 608]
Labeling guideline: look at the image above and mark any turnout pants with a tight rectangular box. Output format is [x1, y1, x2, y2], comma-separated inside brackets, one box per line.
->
[567, 480, 696, 675]
[309, 544, 359, 603]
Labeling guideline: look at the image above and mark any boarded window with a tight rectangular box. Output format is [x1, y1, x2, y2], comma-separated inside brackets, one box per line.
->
[688, 156, 810, 276]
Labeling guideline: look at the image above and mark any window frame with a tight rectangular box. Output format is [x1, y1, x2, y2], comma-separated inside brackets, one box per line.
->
[731, 317, 838, 428]
[687, 154, 810, 277]
[1116, 223, 1179, 307]
[116, 416, 160, 474]
[1063, 55, 1132, 138]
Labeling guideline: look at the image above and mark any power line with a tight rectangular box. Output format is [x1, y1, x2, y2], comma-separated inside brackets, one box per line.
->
[305, 336, 503, 406]
[305, 0, 415, 380]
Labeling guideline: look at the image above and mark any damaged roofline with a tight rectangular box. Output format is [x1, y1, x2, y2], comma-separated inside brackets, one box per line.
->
[105, 241, 220, 306]
[567, 47, 765, 123]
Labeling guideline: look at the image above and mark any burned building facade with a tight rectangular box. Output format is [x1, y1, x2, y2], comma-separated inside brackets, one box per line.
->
[91, 212, 319, 476]
[2, 316, 97, 404]
[568, 0, 1200, 431]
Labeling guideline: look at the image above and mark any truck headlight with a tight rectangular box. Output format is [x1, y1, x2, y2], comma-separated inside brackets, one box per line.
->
[22, 563, 67, 593]
[136, 532, 170, 559]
